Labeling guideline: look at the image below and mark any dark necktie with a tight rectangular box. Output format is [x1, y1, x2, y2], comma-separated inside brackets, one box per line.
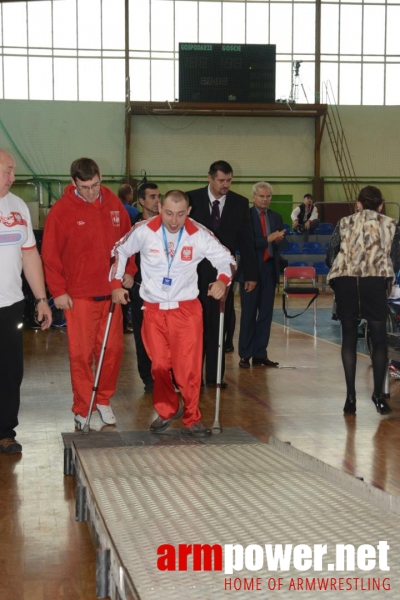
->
[211, 200, 221, 231]
[259, 211, 269, 261]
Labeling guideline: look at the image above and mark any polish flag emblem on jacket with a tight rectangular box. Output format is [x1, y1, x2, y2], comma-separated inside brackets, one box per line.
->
[110, 211, 120, 226]
[181, 246, 193, 261]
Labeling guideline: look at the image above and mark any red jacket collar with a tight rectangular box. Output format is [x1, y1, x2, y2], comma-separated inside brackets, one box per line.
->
[147, 215, 199, 235]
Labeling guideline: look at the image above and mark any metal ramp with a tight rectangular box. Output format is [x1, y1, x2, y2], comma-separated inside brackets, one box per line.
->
[64, 431, 400, 599]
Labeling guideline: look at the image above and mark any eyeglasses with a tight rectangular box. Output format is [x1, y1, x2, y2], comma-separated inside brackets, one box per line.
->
[76, 181, 101, 193]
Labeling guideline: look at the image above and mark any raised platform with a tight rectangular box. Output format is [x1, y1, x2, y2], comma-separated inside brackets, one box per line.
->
[130, 101, 328, 119]
[64, 430, 400, 599]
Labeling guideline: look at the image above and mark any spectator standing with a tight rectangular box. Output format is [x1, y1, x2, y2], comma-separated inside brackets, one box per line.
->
[0, 149, 52, 454]
[238, 182, 286, 369]
[187, 161, 258, 387]
[130, 182, 162, 393]
[326, 186, 396, 416]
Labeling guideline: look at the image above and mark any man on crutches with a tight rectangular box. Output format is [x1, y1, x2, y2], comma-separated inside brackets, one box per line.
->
[42, 158, 135, 430]
[111, 190, 235, 437]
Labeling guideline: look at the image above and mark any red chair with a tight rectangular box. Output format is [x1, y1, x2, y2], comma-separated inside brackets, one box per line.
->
[283, 266, 319, 328]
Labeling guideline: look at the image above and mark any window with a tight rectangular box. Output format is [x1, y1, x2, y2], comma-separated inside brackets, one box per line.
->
[0, 0, 399, 105]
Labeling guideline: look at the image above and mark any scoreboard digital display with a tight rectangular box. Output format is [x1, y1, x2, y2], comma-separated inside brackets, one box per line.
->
[179, 43, 276, 103]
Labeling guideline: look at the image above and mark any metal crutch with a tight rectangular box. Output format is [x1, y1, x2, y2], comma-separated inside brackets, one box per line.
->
[82, 300, 116, 434]
[212, 266, 237, 434]
[212, 295, 226, 435]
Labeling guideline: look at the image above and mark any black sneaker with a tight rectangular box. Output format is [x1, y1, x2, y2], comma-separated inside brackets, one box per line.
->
[0, 437, 22, 454]
[239, 358, 250, 369]
[150, 401, 183, 433]
[206, 380, 228, 388]
[181, 422, 212, 437]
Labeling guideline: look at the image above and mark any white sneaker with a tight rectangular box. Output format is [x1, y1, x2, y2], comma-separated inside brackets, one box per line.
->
[96, 404, 116, 425]
[74, 414, 87, 430]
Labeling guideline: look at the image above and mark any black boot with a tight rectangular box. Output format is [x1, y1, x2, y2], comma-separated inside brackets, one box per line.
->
[371, 393, 392, 415]
[343, 395, 356, 415]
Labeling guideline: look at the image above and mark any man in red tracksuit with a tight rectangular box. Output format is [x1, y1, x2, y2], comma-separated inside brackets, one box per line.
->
[42, 158, 136, 430]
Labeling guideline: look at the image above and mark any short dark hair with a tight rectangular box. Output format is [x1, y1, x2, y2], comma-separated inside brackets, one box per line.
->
[303, 193, 313, 201]
[208, 160, 233, 178]
[137, 182, 159, 200]
[118, 184, 133, 202]
[161, 190, 189, 206]
[358, 186, 384, 211]
[70, 158, 100, 182]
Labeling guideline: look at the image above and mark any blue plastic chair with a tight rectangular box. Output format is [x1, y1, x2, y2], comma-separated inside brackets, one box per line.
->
[281, 242, 301, 255]
[313, 261, 330, 290]
[283, 223, 291, 235]
[313, 261, 329, 275]
[302, 242, 324, 254]
[315, 222, 334, 235]
[289, 261, 309, 267]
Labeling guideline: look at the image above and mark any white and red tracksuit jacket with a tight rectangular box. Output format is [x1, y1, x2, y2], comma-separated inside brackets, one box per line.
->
[110, 214, 235, 306]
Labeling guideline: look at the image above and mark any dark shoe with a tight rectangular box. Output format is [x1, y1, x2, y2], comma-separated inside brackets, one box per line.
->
[239, 358, 250, 369]
[225, 345, 234, 353]
[123, 326, 133, 334]
[0, 437, 22, 454]
[144, 381, 154, 393]
[372, 393, 392, 415]
[343, 395, 356, 415]
[206, 380, 228, 389]
[181, 421, 212, 437]
[150, 401, 184, 433]
[252, 358, 279, 367]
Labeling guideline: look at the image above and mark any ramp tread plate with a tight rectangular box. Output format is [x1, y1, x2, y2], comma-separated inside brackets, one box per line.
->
[62, 427, 259, 449]
[75, 444, 400, 599]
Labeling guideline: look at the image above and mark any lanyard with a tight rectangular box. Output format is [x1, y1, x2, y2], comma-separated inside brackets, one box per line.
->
[162, 224, 184, 276]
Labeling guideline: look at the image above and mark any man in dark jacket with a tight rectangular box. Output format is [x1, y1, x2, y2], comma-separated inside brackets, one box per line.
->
[187, 160, 258, 386]
[238, 182, 286, 368]
[130, 182, 161, 393]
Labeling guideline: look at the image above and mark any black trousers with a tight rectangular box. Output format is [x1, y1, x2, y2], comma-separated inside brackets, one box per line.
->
[198, 261, 234, 382]
[129, 284, 153, 386]
[0, 300, 24, 439]
[239, 259, 277, 360]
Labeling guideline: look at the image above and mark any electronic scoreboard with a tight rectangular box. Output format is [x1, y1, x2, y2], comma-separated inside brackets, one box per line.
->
[179, 43, 276, 103]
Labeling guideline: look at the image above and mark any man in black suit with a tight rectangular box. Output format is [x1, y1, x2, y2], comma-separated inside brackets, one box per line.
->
[188, 160, 258, 386]
[130, 182, 162, 393]
[238, 182, 286, 369]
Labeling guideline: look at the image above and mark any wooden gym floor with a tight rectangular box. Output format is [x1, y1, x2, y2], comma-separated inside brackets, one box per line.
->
[2, 292, 400, 599]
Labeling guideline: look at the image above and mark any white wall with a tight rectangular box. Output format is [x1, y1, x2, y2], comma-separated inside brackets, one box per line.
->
[1, 99, 399, 216]
[0, 99, 125, 177]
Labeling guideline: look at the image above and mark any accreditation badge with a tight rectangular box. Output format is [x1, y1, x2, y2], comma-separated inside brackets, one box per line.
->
[162, 277, 172, 291]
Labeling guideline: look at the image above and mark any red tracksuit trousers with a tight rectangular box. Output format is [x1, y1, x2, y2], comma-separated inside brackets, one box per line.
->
[64, 298, 123, 417]
[142, 299, 203, 427]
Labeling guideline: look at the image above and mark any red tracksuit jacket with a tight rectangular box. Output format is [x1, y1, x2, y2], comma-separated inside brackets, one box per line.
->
[42, 184, 136, 298]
